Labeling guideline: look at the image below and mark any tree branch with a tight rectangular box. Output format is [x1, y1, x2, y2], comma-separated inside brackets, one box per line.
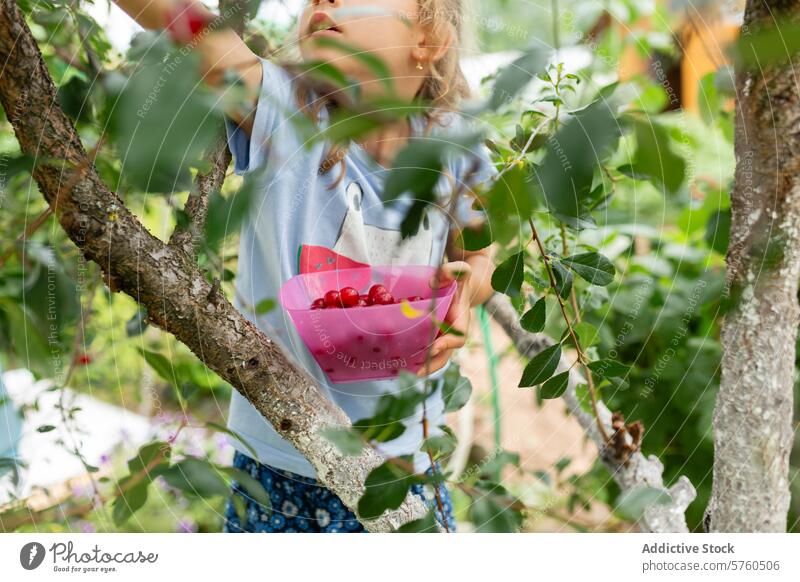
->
[484, 293, 696, 533]
[0, 0, 427, 532]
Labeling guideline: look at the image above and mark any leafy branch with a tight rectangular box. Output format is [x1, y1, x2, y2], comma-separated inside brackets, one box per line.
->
[527, 218, 610, 443]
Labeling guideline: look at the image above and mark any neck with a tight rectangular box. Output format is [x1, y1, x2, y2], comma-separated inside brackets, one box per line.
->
[356, 118, 412, 167]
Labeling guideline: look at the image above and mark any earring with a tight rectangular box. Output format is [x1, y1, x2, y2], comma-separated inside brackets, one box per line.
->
[416, 61, 424, 71]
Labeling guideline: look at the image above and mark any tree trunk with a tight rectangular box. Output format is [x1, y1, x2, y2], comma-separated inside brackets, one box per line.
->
[706, 0, 799, 532]
[0, 0, 428, 532]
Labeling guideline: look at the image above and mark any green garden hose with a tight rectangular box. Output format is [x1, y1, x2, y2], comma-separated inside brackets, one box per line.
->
[478, 305, 502, 449]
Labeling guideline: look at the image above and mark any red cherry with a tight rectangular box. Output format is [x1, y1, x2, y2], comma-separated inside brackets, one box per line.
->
[368, 284, 388, 300]
[187, 9, 210, 35]
[357, 298, 368, 307]
[407, 295, 423, 302]
[310, 298, 325, 310]
[74, 353, 91, 365]
[165, 3, 214, 43]
[372, 291, 395, 305]
[324, 290, 342, 308]
[339, 287, 360, 307]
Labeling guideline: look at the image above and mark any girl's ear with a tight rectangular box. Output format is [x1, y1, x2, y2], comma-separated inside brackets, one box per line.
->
[413, 25, 453, 65]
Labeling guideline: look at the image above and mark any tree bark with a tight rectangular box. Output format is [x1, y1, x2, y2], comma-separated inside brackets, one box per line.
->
[0, 0, 428, 532]
[706, 0, 800, 533]
[485, 293, 696, 533]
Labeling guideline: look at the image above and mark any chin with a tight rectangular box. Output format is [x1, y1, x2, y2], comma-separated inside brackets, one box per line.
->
[302, 47, 357, 73]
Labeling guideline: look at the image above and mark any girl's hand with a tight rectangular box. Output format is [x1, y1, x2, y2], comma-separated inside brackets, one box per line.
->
[418, 261, 473, 377]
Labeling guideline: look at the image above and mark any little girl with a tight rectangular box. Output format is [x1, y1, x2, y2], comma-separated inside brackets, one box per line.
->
[114, 0, 497, 532]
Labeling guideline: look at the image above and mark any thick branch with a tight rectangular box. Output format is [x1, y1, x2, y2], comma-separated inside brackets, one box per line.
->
[707, 0, 800, 533]
[485, 293, 696, 533]
[0, 0, 427, 532]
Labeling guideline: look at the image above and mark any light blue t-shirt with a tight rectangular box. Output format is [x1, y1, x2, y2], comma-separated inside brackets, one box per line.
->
[224, 58, 494, 478]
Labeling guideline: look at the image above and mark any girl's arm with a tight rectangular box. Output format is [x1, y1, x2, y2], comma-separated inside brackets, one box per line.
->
[112, 0, 263, 134]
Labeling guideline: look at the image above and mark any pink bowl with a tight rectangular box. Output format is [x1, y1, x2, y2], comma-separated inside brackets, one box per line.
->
[279, 265, 456, 383]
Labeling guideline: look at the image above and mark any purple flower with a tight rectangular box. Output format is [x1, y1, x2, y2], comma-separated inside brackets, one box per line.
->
[176, 519, 196, 533]
[70, 483, 92, 499]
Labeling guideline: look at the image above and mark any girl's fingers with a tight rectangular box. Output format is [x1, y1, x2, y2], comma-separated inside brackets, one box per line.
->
[431, 333, 465, 354]
[430, 261, 472, 289]
[417, 349, 453, 377]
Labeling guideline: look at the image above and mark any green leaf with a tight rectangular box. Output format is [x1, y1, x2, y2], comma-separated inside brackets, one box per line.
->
[322, 110, 382, 143]
[574, 382, 592, 414]
[111, 481, 149, 526]
[532, 470, 552, 487]
[357, 460, 412, 520]
[125, 309, 148, 337]
[459, 222, 493, 251]
[204, 181, 258, 249]
[231, 494, 248, 527]
[551, 261, 573, 299]
[255, 298, 276, 314]
[310, 37, 394, 90]
[603, 376, 630, 392]
[395, 511, 439, 533]
[441, 363, 472, 412]
[36, 425, 56, 433]
[561, 252, 615, 286]
[297, 59, 354, 92]
[520, 297, 546, 332]
[555, 457, 572, 473]
[539, 371, 570, 399]
[400, 199, 430, 239]
[487, 47, 548, 110]
[535, 103, 620, 218]
[136, 348, 184, 407]
[510, 124, 547, 153]
[519, 343, 562, 387]
[1, 293, 64, 379]
[587, 359, 631, 378]
[206, 422, 260, 460]
[319, 427, 365, 456]
[421, 434, 456, 460]
[160, 458, 229, 498]
[468, 495, 523, 532]
[479, 450, 520, 479]
[58, 75, 93, 123]
[0, 154, 35, 181]
[491, 252, 525, 297]
[353, 384, 429, 442]
[485, 164, 536, 221]
[705, 209, 730, 255]
[219, 467, 271, 511]
[614, 486, 672, 522]
[564, 321, 600, 348]
[110, 47, 221, 193]
[628, 118, 686, 195]
[383, 133, 482, 202]
[127, 441, 171, 475]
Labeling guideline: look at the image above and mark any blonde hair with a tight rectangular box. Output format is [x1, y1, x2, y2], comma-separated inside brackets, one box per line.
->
[284, 0, 471, 184]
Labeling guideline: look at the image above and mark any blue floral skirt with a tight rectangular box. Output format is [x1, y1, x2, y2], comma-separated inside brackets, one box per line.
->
[223, 451, 455, 533]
